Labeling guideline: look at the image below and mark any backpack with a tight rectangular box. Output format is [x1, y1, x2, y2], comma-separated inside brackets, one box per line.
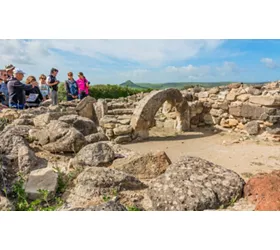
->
[67, 80, 78, 96]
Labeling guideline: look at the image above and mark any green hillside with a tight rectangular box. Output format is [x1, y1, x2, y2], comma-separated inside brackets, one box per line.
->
[120, 80, 147, 89]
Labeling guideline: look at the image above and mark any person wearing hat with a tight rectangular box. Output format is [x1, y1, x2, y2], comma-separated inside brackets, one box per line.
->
[7, 68, 35, 110]
[46, 68, 60, 105]
[5, 64, 15, 80]
[0, 71, 9, 106]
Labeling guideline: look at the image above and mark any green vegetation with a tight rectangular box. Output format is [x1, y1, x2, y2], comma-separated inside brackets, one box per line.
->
[56, 79, 270, 102]
[11, 174, 63, 211]
[126, 205, 141, 211]
[58, 83, 152, 101]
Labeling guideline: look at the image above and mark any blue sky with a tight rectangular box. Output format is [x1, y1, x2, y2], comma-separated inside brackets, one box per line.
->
[1, 39, 280, 84]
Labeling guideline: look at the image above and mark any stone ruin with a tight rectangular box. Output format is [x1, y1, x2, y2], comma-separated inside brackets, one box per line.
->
[96, 81, 280, 143]
[1, 81, 280, 211]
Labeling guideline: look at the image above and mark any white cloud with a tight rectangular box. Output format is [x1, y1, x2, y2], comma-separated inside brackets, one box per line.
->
[216, 61, 241, 76]
[46, 39, 224, 67]
[165, 64, 211, 79]
[260, 57, 278, 69]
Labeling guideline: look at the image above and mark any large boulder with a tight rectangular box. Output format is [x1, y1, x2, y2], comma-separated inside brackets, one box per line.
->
[94, 99, 108, 121]
[148, 156, 245, 211]
[111, 151, 171, 179]
[69, 142, 115, 168]
[76, 96, 98, 125]
[64, 167, 146, 208]
[24, 167, 58, 201]
[68, 200, 127, 211]
[249, 96, 280, 107]
[85, 132, 108, 144]
[33, 112, 66, 127]
[244, 171, 280, 211]
[113, 125, 133, 136]
[58, 115, 97, 136]
[0, 125, 40, 193]
[33, 121, 86, 153]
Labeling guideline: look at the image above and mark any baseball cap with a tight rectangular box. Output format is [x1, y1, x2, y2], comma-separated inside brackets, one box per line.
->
[13, 68, 26, 75]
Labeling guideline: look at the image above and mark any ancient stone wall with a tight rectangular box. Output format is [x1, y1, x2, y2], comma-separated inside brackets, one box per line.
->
[97, 81, 280, 143]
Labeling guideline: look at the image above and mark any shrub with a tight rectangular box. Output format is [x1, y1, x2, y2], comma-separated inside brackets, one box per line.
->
[58, 83, 152, 101]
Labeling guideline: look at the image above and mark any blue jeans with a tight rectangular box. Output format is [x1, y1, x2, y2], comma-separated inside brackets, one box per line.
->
[9, 103, 25, 110]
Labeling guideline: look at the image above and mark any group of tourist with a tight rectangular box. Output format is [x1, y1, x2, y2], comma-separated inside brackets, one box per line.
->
[0, 64, 90, 110]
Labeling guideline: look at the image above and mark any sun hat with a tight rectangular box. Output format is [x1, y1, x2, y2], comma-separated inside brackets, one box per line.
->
[5, 64, 15, 71]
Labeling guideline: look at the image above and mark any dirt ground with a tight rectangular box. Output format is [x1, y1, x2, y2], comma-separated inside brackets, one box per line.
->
[125, 127, 280, 181]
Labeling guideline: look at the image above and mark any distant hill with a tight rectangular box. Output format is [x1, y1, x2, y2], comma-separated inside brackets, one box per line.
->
[136, 81, 270, 90]
[120, 80, 271, 90]
[120, 80, 147, 89]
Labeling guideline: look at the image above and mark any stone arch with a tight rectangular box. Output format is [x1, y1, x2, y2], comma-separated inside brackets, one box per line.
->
[130, 88, 190, 139]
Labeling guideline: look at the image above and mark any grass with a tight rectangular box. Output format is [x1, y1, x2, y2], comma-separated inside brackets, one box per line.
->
[11, 173, 63, 211]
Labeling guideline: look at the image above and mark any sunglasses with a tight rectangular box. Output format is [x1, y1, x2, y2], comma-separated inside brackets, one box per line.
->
[41, 78, 46, 80]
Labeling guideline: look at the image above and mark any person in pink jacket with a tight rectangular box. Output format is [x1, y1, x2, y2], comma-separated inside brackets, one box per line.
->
[76, 72, 90, 100]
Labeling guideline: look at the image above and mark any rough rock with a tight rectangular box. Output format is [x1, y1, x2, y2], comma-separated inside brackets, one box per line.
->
[249, 96, 280, 107]
[0, 125, 39, 192]
[198, 91, 209, 99]
[111, 151, 171, 179]
[0, 109, 20, 121]
[33, 112, 62, 127]
[203, 114, 215, 125]
[76, 96, 98, 125]
[208, 87, 220, 95]
[37, 121, 86, 153]
[221, 118, 239, 128]
[148, 156, 245, 211]
[94, 99, 108, 121]
[58, 115, 97, 136]
[113, 125, 133, 136]
[228, 83, 241, 89]
[64, 167, 146, 207]
[85, 132, 108, 144]
[0, 195, 14, 211]
[237, 94, 250, 102]
[114, 135, 132, 144]
[210, 108, 224, 117]
[69, 142, 115, 168]
[24, 167, 58, 201]
[247, 87, 262, 96]
[244, 171, 280, 211]
[245, 121, 259, 135]
[12, 118, 34, 126]
[226, 89, 238, 101]
[68, 200, 127, 211]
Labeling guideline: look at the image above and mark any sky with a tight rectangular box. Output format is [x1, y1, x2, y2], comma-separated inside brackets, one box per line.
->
[1, 39, 280, 84]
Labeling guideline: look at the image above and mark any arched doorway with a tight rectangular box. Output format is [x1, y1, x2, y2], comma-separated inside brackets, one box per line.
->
[130, 89, 190, 139]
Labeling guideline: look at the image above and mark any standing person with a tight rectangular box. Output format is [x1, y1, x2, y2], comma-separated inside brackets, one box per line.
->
[0, 72, 9, 106]
[46, 68, 60, 105]
[7, 68, 35, 110]
[25, 76, 43, 108]
[39, 74, 50, 101]
[5, 64, 15, 80]
[76, 72, 89, 100]
[65, 72, 78, 101]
